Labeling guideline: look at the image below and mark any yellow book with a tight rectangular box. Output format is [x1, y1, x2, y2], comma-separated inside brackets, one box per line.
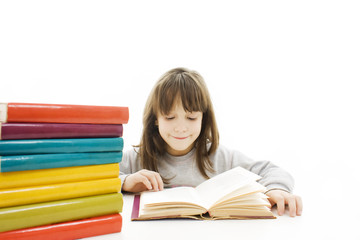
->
[0, 178, 121, 208]
[0, 163, 119, 189]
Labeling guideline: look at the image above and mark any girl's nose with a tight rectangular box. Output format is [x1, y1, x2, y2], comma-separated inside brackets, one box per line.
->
[174, 121, 187, 132]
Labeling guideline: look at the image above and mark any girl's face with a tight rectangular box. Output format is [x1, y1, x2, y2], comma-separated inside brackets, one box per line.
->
[157, 102, 203, 156]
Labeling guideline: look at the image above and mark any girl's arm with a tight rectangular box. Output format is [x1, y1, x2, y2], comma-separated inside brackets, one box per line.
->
[214, 146, 302, 217]
[243, 159, 303, 217]
[227, 149, 294, 192]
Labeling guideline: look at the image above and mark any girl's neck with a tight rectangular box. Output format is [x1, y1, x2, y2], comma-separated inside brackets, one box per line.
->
[165, 143, 195, 156]
[165, 146, 195, 157]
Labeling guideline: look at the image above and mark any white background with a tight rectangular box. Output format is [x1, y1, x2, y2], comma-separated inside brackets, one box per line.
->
[1, 1, 359, 239]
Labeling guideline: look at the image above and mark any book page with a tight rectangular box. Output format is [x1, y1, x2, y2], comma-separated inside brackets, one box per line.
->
[140, 186, 204, 207]
[212, 181, 266, 206]
[195, 167, 261, 209]
[0, 103, 7, 123]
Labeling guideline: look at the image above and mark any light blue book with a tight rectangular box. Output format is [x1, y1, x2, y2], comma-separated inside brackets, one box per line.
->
[0, 138, 124, 155]
[0, 151, 123, 172]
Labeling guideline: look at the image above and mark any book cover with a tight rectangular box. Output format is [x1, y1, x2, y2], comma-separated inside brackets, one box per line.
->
[0, 138, 124, 155]
[0, 122, 123, 140]
[0, 193, 123, 232]
[0, 178, 121, 208]
[0, 163, 119, 189]
[0, 102, 129, 124]
[0, 214, 122, 240]
[0, 151, 123, 172]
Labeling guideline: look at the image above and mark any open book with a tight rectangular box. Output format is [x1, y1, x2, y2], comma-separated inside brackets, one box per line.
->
[131, 167, 275, 220]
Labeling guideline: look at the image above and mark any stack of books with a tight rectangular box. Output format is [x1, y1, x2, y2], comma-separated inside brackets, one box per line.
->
[0, 102, 129, 239]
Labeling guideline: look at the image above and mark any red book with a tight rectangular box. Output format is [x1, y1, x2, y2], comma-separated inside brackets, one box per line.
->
[0, 123, 123, 140]
[0, 214, 122, 240]
[0, 103, 129, 124]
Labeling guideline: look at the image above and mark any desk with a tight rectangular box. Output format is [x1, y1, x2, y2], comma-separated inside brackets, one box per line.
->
[86, 187, 360, 240]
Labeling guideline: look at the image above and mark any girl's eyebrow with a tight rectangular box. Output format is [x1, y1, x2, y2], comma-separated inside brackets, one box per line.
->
[163, 111, 175, 116]
[188, 111, 202, 114]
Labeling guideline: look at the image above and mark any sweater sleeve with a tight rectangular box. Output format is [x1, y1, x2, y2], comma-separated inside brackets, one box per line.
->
[119, 148, 142, 190]
[248, 160, 294, 193]
[225, 147, 294, 193]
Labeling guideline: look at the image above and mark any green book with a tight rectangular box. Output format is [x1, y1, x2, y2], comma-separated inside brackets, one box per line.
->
[0, 193, 123, 232]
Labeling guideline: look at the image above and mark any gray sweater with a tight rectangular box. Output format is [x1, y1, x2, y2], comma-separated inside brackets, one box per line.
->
[119, 145, 294, 192]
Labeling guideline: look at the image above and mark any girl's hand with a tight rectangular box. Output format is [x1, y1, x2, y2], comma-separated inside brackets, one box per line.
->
[122, 169, 164, 193]
[266, 189, 303, 217]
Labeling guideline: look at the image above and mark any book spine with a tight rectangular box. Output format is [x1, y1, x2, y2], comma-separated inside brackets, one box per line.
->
[0, 163, 119, 189]
[0, 152, 123, 172]
[0, 214, 122, 240]
[0, 178, 121, 208]
[0, 123, 123, 140]
[0, 137, 124, 155]
[131, 194, 141, 220]
[1, 102, 129, 124]
[0, 193, 123, 232]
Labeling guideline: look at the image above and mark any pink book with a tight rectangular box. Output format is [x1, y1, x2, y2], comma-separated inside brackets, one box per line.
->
[0, 123, 123, 140]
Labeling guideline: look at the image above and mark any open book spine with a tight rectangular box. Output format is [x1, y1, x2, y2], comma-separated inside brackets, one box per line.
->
[0, 214, 123, 240]
[0, 163, 119, 189]
[0, 102, 129, 124]
[0, 193, 123, 232]
[0, 152, 123, 172]
[0, 123, 123, 140]
[0, 138, 124, 155]
[131, 194, 141, 220]
[0, 178, 121, 208]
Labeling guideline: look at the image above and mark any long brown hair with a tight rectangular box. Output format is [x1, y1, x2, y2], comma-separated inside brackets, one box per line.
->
[138, 67, 219, 180]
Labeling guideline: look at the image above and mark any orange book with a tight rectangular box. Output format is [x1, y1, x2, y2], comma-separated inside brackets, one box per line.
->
[0, 102, 129, 124]
[0, 214, 122, 240]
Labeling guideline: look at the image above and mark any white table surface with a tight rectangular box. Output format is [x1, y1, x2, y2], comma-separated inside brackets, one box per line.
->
[86, 171, 360, 240]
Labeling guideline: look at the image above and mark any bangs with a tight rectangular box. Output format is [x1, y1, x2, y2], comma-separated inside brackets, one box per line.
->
[154, 71, 209, 115]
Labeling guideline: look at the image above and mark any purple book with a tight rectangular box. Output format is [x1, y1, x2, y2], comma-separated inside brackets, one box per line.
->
[0, 123, 123, 140]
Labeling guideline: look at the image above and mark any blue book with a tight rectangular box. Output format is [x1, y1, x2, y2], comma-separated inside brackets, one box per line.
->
[0, 152, 123, 172]
[0, 138, 123, 155]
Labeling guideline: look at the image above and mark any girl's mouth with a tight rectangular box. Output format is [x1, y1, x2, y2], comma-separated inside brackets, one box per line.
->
[173, 136, 188, 140]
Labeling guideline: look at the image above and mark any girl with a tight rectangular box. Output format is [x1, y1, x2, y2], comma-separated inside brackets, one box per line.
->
[120, 67, 302, 217]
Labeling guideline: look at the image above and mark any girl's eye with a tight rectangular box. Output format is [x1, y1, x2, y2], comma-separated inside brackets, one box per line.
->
[188, 117, 197, 121]
[166, 116, 175, 120]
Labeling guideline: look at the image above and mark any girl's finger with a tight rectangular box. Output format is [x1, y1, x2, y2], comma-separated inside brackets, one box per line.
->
[141, 171, 160, 191]
[276, 197, 285, 216]
[138, 174, 153, 190]
[287, 196, 297, 217]
[296, 196, 303, 216]
[154, 172, 164, 190]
